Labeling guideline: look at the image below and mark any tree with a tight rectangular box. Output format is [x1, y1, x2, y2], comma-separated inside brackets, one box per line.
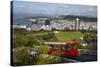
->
[13, 28, 28, 35]
[36, 45, 60, 64]
[83, 34, 90, 43]
[13, 47, 35, 65]
[63, 27, 70, 31]
[50, 50, 64, 57]
[13, 33, 40, 48]
[51, 28, 57, 31]
[38, 45, 49, 54]
[24, 35, 40, 47]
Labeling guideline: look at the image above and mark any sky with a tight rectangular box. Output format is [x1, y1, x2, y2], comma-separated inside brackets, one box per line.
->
[12, 1, 97, 17]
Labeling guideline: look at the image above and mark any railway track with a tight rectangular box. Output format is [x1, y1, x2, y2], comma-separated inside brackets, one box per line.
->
[59, 57, 79, 63]
[60, 54, 97, 63]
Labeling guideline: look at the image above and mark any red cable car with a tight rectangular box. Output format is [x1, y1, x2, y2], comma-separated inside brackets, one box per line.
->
[47, 42, 80, 57]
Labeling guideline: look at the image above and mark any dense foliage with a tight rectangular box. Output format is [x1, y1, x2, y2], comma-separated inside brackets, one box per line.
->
[12, 28, 61, 66]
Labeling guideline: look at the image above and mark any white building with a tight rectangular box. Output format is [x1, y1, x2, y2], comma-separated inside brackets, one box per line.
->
[50, 20, 76, 30]
[50, 19, 97, 30]
[13, 24, 27, 29]
[30, 17, 97, 31]
[79, 21, 97, 30]
[40, 25, 51, 30]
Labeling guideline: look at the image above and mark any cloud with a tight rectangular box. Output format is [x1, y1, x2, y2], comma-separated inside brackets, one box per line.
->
[13, 1, 97, 17]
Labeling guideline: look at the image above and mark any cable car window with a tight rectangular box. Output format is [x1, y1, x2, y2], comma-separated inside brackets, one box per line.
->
[64, 44, 69, 49]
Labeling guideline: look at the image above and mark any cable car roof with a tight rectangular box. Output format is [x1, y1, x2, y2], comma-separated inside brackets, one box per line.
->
[65, 42, 80, 45]
[44, 42, 80, 45]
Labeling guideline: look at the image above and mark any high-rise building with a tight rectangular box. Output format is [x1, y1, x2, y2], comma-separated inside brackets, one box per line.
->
[75, 18, 80, 30]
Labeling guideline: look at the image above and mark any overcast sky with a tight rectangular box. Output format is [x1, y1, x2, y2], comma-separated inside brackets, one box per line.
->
[13, 1, 97, 17]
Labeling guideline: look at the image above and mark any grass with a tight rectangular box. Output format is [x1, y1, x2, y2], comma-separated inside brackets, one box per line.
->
[28, 31, 85, 42]
[54, 31, 84, 41]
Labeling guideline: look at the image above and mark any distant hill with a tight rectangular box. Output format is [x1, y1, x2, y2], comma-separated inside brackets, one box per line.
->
[63, 15, 97, 22]
[24, 15, 97, 22]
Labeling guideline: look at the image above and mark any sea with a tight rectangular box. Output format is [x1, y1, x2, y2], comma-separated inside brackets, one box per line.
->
[12, 13, 60, 26]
